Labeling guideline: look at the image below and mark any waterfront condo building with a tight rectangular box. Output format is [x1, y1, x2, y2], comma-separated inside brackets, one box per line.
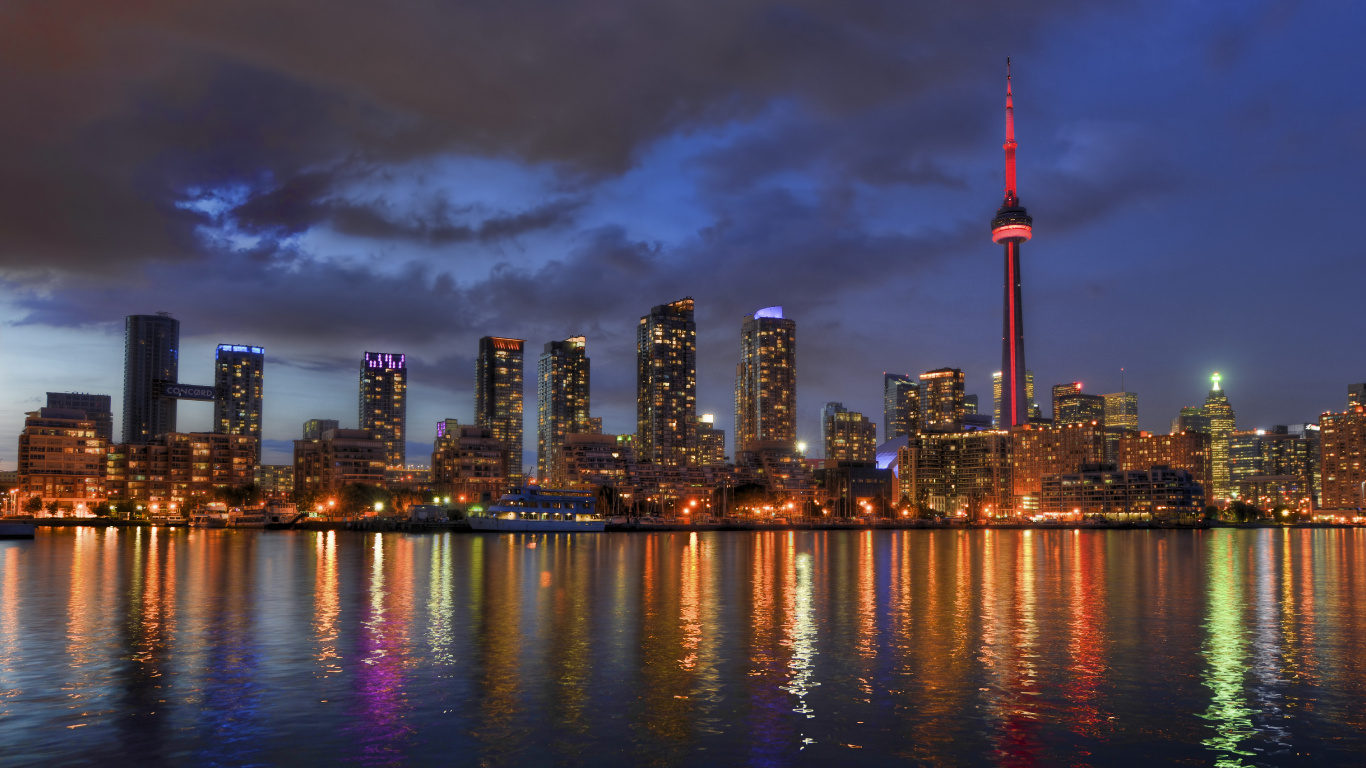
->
[896, 431, 1012, 518]
[883, 374, 918, 439]
[1041, 466, 1205, 520]
[17, 408, 108, 512]
[1117, 430, 1213, 501]
[293, 428, 387, 501]
[254, 464, 295, 501]
[1229, 427, 1315, 512]
[214, 344, 265, 463]
[431, 423, 510, 503]
[477, 337, 525, 484]
[636, 299, 697, 468]
[46, 392, 113, 442]
[107, 432, 256, 508]
[359, 352, 407, 469]
[734, 306, 797, 454]
[1319, 406, 1366, 510]
[920, 368, 965, 433]
[1010, 422, 1106, 510]
[821, 404, 876, 462]
[537, 337, 590, 481]
[552, 433, 636, 491]
[122, 313, 180, 444]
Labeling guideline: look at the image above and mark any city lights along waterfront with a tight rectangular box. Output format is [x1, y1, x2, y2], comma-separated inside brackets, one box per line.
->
[4, 528, 1366, 766]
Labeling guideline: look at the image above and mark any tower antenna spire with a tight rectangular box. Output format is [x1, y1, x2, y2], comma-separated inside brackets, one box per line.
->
[1004, 57, 1018, 206]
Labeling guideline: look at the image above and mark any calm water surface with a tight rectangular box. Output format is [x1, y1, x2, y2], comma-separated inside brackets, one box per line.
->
[2, 528, 1365, 767]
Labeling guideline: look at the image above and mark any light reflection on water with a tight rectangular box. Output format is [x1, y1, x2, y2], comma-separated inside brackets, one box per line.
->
[2, 528, 1366, 766]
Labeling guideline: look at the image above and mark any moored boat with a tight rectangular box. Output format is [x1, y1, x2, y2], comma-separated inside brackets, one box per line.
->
[468, 487, 604, 532]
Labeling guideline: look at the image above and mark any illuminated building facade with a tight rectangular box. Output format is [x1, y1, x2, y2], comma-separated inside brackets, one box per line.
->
[992, 60, 1034, 429]
[1229, 428, 1315, 511]
[696, 415, 727, 467]
[536, 336, 590, 481]
[1052, 382, 1106, 426]
[897, 431, 1011, 518]
[1010, 422, 1106, 510]
[1202, 373, 1237, 500]
[303, 419, 340, 440]
[1117, 430, 1213, 501]
[477, 337, 525, 483]
[359, 352, 407, 469]
[46, 393, 112, 442]
[17, 408, 107, 510]
[1103, 390, 1139, 431]
[431, 424, 507, 502]
[1320, 406, 1366, 510]
[735, 306, 797, 454]
[552, 433, 635, 490]
[214, 344, 265, 464]
[254, 464, 294, 501]
[1350, 383, 1366, 410]
[1171, 406, 1211, 435]
[992, 370, 1039, 427]
[920, 368, 965, 432]
[293, 428, 386, 501]
[1041, 466, 1205, 520]
[883, 374, 918, 439]
[108, 432, 256, 506]
[122, 313, 180, 445]
[636, 299, 697, 468]
[821, 404, 876, 462]
[736, 440, 817, 505]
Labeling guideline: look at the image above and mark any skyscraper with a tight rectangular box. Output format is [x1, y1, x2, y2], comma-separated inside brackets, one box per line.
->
[735, 306, 797, 454]
[214, 345, 265, 463]
[46, 392, 113, 442]
[991, 59, 1035, 429]
[993, 370, 1038, 427]
[884, 374, 918, 439]
[477, 337, 526, 484]
[1202, 372, 1236, 501]
[637, 298, 697, 468]
[920, 368, 965, 433]
[537, 336, 590, 481]
[1103, 391, 1139, 431]
[1052, 382, 1106, 426]
[1320, 406, 1366, 509]
[359, 352, 407, 469]
[1349, 383, 1366, 410]
[122, 313, 179, 445]
[1171, 406, 1211, 435]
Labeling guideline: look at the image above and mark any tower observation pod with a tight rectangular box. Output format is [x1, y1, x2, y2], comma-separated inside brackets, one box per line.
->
[992, 58, 1034, 428]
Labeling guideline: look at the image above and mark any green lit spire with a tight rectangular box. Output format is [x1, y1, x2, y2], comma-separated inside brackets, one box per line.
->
[1211, 372, 1221, 391]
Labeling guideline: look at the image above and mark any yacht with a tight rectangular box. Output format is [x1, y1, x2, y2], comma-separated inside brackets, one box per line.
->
[468, 487, 605, 532]
[190, 511, 227, 528]
[227, 508, 268, 528]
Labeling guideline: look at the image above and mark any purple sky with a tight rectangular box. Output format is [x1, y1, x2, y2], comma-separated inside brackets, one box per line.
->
[1, 1, 1362, 469]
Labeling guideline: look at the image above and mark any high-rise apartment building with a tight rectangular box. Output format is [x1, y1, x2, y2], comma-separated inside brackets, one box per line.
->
[431, 424, 508, 502]
[123, 313, 179, 445]
[537, 336, 590, 481]
[1052, 382, 1106, 426]
[1320, 406, 1366, 510]
[46, 393, 113, 442]
[1103, 391, 1139, 431]
[359, 352, 407, 469]
[1202, 373, 1236, 501]
[735, 307, 796, 454]
[883, 374, 918, 439]
[696, 415, 727, 467]
[897, 431, 1012, 518]
[636, 299, 697, 468]
[822, 404, 876, 462]
[293, 429, 387, 500]
[920, 368, 965, 433]
[214, 345, 265, 463]
[477, 337, 526, 484]
[109, 432, 256, 506]
[1228, 427, 1315, 510]
[303, 419, 340, 440]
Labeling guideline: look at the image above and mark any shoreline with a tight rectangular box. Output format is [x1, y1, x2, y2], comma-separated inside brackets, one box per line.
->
[9, 518, 1365, 533]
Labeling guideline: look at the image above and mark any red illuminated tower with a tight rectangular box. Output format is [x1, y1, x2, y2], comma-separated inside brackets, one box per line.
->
[991, 58, 1033, 428]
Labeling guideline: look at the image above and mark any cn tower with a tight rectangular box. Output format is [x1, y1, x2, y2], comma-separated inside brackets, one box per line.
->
[991, 58, 1033, 428]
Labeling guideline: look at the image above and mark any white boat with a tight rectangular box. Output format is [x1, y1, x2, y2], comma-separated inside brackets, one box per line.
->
[227, 508, 268, 528]
[468, 487, 605, 532]
[190, 512, 228, 528]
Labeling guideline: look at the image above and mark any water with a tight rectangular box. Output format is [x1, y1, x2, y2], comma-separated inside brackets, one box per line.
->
[2, 528, 1365, 767]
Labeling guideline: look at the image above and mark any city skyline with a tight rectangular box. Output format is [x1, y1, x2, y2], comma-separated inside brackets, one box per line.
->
[2, 4, 1365, 469]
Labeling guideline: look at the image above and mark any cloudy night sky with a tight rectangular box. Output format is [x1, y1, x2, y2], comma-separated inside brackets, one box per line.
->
[0, 0, 1362, 469]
